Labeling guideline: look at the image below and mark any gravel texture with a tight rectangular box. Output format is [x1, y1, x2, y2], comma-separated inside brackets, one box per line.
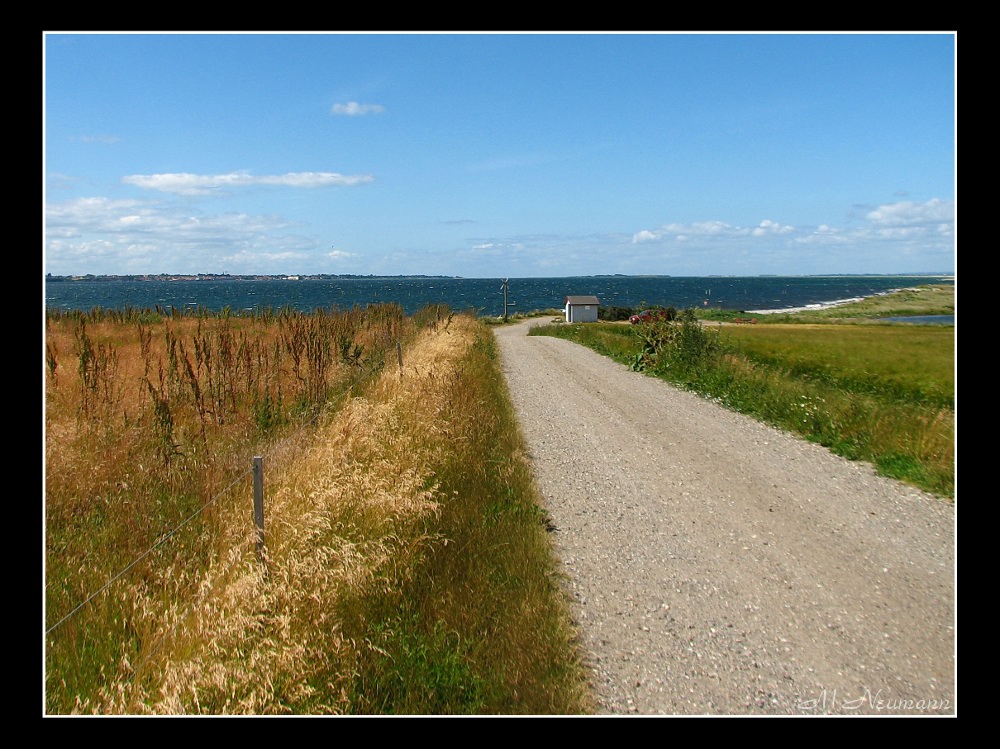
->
[492, 320, 956, 716]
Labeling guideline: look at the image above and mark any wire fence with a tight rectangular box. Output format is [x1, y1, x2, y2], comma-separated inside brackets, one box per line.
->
[43, 349, 393, 657]
[44, 466, 252, 637]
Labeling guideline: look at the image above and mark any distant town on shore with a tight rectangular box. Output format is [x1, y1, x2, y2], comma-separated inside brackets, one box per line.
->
[45, 273, 461, 282]
[45, 272, 951, 283]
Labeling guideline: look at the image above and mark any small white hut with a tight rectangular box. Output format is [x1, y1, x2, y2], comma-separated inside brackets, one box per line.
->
[564, 295, 600, 323]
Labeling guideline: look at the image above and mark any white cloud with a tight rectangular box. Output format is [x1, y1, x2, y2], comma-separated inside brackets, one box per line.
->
[50, 238, 117, 258]
[122, 171, 374, 195]
[253, 251, 306, 262]
[46, 197, 297, 241]
[121, 242, 161, 261]
[257, 172, 372, 188]
[690, 220, 729, 236]
[464, 242, 504, 257]
[752, 219, 795, 236]
[46, 197, 153, 236]
[331, 101, 385, 116]
[44, 195, 320, 275]
[629, 200, 953, 273]
[796, 227, 851, 245]
[45, 191, 956, 278]
[796, 198, 955, 247]
[633, 219, 793, 244]
[865, 198, 953, 226]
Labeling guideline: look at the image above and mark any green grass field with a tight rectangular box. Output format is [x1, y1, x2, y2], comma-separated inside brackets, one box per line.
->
[529, 286, 955, 498]
[715, 324, 954, 407]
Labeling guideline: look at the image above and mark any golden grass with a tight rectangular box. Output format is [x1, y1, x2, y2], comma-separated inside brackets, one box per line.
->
[48, 310, 589, 714]
[66, 320, 459, 712]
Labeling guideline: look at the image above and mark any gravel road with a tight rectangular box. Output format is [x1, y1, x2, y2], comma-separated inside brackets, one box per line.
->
[492, 319, 956, 716]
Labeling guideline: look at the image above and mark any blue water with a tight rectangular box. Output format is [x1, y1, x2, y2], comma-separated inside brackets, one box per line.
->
[43, 275, 953, 318]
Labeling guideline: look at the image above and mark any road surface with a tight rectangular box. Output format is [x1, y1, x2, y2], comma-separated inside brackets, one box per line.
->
[492, 319, 955, 715]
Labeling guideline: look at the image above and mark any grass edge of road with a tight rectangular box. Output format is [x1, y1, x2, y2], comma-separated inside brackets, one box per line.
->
[528, 290, 954, 500]
[46, 310, 594, 714]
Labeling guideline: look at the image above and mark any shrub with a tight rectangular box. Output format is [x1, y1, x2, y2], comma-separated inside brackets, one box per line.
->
[598, 306, 634, 322]
[631, 308, 721, 376]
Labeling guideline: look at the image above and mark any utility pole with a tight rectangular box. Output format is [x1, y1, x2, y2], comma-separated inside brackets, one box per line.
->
[500, 278, 511, 322]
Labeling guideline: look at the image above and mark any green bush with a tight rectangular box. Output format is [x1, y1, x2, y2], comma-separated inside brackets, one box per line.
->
[598, 306, 634, 322]
[631, 308, 721, 376]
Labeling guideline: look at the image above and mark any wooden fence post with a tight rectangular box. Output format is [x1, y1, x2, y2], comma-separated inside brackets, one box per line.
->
[253, 456, 264, 558]
[396, 341, 403, 372]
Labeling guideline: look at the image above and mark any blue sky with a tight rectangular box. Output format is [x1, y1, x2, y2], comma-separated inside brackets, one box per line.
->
[43, 32, 956, 278]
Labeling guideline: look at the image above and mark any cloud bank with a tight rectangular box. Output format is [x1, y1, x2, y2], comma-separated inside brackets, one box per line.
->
[122, 171, 374, 196]
[632, 199, 953, 249]
[44, 194, 955, 278]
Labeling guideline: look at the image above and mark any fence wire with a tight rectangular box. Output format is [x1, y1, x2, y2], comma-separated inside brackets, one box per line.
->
[44, 354, 384, 638]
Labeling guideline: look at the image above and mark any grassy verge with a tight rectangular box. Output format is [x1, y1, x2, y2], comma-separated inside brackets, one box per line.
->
[45, 307, 590, 714]
[479, 308, 564, 326]
[715, 282, 955, 324]
[529, 290, 955, 499]
[339, 317, 590, 714]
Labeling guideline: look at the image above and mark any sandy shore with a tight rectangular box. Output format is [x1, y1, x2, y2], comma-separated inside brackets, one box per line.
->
[745, 296, 868, 315]
[746, 280, 955, 316]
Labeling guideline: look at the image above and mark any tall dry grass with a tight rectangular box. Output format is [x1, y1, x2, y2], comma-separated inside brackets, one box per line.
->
[45, 307, 589, 714]
[44, 304, 407, 713]
[337, 315, 591, 714]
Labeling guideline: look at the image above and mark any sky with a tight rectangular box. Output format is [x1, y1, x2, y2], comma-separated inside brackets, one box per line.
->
[43, 32, 956, 278]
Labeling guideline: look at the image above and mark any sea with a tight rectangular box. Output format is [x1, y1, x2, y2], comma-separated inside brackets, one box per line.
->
[43, 275, 954, 319]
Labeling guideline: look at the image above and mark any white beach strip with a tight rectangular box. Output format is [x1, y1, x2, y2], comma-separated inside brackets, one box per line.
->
[745, 289, 908, 315]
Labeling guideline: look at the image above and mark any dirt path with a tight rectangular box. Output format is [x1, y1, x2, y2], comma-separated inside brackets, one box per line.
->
[491, 319, 955, 715]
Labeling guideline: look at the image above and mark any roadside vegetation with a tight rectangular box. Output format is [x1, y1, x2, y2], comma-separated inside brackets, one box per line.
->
[478, 308, 563, 326]
[44, 304, 590, 714]
[699, 282, 955, 324]
[528, 286, 955, 499]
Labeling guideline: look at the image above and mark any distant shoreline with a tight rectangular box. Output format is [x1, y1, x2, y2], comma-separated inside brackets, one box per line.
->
[44, 273, 461, 283]
[746, 296, 872, 315]
[45, 275, 954, 319]
[44, 273, 955, 284]
[746, 282, 955, 315]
